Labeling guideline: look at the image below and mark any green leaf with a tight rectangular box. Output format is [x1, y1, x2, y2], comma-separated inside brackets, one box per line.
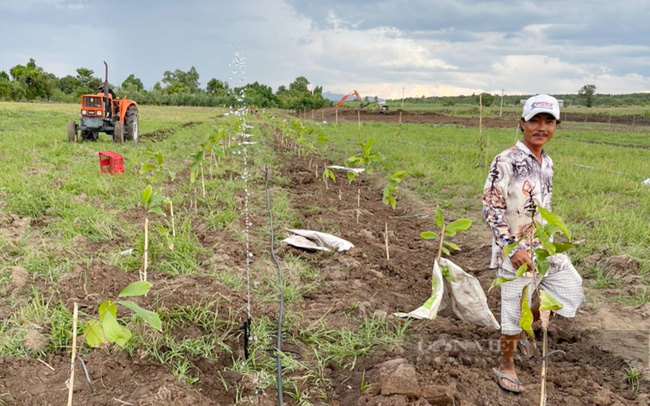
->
[515, 263, 528, 278]
[538, 207, 571, 240]
[98, 300, 117, 322]
[196, 197, 207, 206]
[388, 195, 396, 210]
[118, 281, 152, 298]
[420, 231, 439, 240]
[101, 312, 132, 347]
[535, 248, 550, 263]
[488, 276, 513, 292]
[139, 163, 157, 174]
[537, 260, 550, 276]
[435, 206, 444, 230]
[119, 300, 162, 331]
[443, 241, 460, 251]
[154, 152, 164, 165]
[190, 170, 197, 183]
[389, 170, 408, 183]
[519, 285, 534, 337]
[148, 194, 166, 208]
[502, 236, 524, 258]
[147, 206, 166, 217]
[141, 185, 152, 205]
[346, 171, 358, 184]
[552, 242, 574, 254]
[440, 264, 455, 282]
[539, 290, 564, 312]
[83, 319, 105, 348]
[446, 218, 473, 234]
[441, 247, 450, 256]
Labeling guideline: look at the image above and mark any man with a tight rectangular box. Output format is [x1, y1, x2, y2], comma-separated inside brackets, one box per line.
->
[482, 94, 584, 393]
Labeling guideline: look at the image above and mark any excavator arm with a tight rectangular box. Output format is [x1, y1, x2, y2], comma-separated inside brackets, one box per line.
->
[336, 90, 362, 108]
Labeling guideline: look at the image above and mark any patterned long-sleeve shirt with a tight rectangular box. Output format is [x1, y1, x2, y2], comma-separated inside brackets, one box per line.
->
[482, 141, 554, 272]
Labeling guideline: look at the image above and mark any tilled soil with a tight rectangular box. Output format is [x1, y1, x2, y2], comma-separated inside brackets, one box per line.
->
[1, 123, 648, 405]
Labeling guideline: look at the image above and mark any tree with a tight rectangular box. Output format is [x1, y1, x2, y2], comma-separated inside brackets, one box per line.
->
[578, 84, 597, 107]
[161, 66, 200, 93]
[121, 74, 144, 91]
[206, 78, 229, 97]
[75, 67, 102, 95]
[57, 75, 79, 94]
[9, 59, 56, 100]
[477, 92, 495, 107]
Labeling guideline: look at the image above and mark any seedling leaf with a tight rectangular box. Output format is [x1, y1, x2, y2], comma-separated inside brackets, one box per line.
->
[443, 241, 460, 251]
[420, 231, 439, 240]
[101, 312, 132, 347]
[148, 206, 166, 217]
[489, 277, 513, 292]
[520, 285, 534, 337]
[441, 246, 450, 256]
[98, 300, 117, 322]
[502, 236, 525, 258]
[539, 290, 564, 312]
[119, 281, 153, 298]
[141, 185, 152, 205]
[139, 163, 156, 174]
[435, 206, 444, 229]
[83, 320, 105, 348]
[539, 207, 571, 240]
[119, 300, 162, 331]
[446, 219, 473, 234]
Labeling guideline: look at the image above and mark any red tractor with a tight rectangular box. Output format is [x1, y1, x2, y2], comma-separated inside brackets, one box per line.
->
[67, 62, 139, 143]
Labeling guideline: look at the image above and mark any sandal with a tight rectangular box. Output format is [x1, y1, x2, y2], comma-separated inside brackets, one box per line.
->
[516, 337, 532, 360]
[493, 369, 524, 394]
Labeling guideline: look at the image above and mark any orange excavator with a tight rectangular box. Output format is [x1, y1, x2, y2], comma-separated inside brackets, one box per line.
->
[336, 90, 362, 108]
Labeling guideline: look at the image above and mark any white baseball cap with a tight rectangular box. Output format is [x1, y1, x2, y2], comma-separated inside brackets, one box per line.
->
[522, 94, 561, 121]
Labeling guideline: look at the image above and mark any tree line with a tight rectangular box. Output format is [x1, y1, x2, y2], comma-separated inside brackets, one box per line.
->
[0, 59, 330, 110]
[395, 85, 650, 108]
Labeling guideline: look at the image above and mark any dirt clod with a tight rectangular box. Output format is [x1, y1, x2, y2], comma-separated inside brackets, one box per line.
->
[380, 363, 421, 397]
[23, 330, 48, 352]
[10, 265, 30, 290]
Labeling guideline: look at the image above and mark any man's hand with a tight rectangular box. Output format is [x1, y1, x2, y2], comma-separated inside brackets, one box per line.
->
[510, 249, 534, 271]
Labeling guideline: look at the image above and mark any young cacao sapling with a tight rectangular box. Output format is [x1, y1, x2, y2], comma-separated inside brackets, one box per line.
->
[381, 170, 408, 260]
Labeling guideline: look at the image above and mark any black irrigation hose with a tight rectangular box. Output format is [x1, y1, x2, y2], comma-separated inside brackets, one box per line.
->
[264, 160, 285, 406]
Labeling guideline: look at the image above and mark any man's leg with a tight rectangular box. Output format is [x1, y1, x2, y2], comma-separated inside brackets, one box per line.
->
[496, 270, 535, 392]
[498, 334, 524, 391]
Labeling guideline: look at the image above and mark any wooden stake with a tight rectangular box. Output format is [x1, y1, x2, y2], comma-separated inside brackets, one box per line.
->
[66, 302, 79, 406]
[200, 163, 206, 199]
[397, 112, 403, 137]
[335, 108, 338, 127]
[142, 217, 149, 282]
[356, 187, 361, 223]
[539, 311, 550, 406]
[385, 222, 390, 260]
[357, 110, 361, 134]
[169, 200, 176, 250]
[338, 181, 342, 201]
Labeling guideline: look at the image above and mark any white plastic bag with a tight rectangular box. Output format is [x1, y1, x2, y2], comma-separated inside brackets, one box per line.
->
[282, 229, 354, 252]
[396, 258, 499, 330]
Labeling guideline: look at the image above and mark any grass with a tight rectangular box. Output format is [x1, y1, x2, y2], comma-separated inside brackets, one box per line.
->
[298, 117, 650, 281]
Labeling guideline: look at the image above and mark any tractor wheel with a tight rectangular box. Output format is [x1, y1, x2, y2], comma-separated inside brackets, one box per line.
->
[124, 106, 139, 142]
[67, 121, 77, 142]
[81, 130, 99, 141]
[114, 122, 125, 143]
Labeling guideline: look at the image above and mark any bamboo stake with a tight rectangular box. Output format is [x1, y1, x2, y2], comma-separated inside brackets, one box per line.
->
[66, 303, 79, 406]
[385, 222, 390, 260]
[539, 310, 550, 406]
[356, 187, 361, 223]
[338, 181, 342, 201]
[335, 108, 338, 127]
[142, 217, 149, 282]
[357, 110, 361, 134]
[200, 163, 206, 199]
[169, 200, 176, 250]
[479, 94, 484, 165]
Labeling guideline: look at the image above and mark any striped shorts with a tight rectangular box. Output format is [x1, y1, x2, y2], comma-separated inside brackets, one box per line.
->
[498, 253, 585, 336]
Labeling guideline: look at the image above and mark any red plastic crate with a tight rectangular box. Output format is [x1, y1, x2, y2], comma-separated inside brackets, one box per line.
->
[98, 151, 124, 175]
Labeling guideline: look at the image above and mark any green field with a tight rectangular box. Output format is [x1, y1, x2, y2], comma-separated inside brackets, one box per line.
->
[305, 116, 650, 276]
[1, 101, 648, 404]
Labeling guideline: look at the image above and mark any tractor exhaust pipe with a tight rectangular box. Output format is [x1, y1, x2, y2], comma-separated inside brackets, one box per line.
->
[103, 61, 109, 119]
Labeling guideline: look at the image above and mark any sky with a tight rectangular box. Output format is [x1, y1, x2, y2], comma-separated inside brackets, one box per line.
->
[1, 0, 649, 99]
